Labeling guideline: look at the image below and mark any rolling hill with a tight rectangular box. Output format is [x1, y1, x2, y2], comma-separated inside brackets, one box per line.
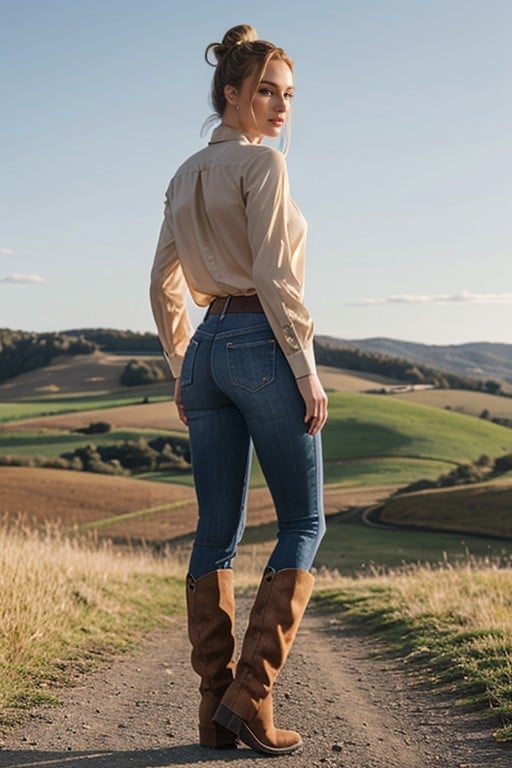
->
[317, 336, 512, 386]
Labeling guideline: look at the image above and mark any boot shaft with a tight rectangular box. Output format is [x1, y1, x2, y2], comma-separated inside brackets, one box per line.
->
[186, 569, 236, 686]
[213, 568, 314, 755]
[237, 568, 314, 694]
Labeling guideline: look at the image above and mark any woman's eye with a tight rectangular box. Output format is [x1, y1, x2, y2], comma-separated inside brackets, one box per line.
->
[285, 92, 294, 100]
[259, 88, 272, 96]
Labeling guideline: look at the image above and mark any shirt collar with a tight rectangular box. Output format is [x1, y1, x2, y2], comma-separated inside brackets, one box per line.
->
[208, 123, 254, 145]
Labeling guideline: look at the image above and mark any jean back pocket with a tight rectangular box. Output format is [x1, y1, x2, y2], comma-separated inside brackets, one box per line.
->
[226, 338, 276, 393]
[180, 338, 199, 387]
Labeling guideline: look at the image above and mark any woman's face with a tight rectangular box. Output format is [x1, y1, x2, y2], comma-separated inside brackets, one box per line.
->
[228, 58, 294, 142]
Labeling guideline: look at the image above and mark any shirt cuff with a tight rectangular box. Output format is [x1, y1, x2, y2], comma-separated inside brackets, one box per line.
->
[286, 343, 317, 379]
[164, 351, 184, 379]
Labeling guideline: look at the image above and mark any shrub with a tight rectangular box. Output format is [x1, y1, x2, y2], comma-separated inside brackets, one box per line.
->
[495, 453, 512, 473]
[120, 359, 166, 387]
[74, 422, 112, 435]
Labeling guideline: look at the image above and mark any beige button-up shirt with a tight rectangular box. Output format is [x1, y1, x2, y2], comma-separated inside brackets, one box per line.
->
[150, 124, 316, 379]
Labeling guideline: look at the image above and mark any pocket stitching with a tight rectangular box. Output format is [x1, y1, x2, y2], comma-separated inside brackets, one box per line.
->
[180, 338, 199, 387]
[227, 339, 276, 393]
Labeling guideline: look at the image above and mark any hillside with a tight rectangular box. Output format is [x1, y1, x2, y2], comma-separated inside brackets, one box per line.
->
[317, 336, 512, 386]
[0, 351, 396, 405]
[374, 480, 512, 539]
[3, 327, 511, 395]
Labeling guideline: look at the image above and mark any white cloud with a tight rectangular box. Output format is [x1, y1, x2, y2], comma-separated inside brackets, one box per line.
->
[353, 292, 512, 306]
[0, 273, 48, 284]
[0, 247, 15, 256]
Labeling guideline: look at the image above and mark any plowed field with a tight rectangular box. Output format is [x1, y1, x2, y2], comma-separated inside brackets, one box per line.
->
[0, 466, 394, 544]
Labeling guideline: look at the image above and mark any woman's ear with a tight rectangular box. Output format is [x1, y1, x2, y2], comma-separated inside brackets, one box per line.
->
[224, 84, 239, 107]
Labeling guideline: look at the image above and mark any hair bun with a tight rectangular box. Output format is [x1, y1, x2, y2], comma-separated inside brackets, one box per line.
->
[205, 24, 258, 66]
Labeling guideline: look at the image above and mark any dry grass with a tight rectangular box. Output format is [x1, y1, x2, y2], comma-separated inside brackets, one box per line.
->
[378, 480, 512, 538]
[314, 560, 512, 741]
[394, 387, 512, 419]
[0, 466, 197, 534]
[0, 401, 185, 433]
[0, 518, 185, 727]
[2, 512, 512, 740]
[0, 353, 168, 401]
[0, 466, 391, 543]
[0, 363, 394, 431]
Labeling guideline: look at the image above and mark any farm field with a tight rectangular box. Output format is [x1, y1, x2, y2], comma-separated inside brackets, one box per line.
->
[0, 354, 388, 402]
[376, 478, 512, 538]
[394, 387, 512, 420]
[0, 465, 391, 545]
[0, 362, 390, 428]
[2, 355, 512, 573]
[2, 394, 511, 490]
[3, 465, 511, 573]
[0, 352, 168, 401]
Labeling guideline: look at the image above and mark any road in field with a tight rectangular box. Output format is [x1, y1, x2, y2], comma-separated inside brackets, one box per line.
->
[1, 594, 509, 768]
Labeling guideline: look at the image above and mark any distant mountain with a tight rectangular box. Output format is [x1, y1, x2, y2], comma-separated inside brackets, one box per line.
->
[316, 337, 512, 385]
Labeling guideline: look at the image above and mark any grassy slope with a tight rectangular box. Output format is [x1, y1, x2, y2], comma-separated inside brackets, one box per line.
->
[323, 392, 512, 480]
[313, 564, 512, 742]
[2, 387, 512, 571]
[395, 387, 512, 419]
[0, 522, 184, 729]
[0, 396, 167, 424]
[2, 390, 512, 497]
[0, 427, 183, 457]
[377, 479, 512, 538]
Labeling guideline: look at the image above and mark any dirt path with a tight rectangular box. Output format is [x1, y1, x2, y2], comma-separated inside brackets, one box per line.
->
[1, 595, 510, 768]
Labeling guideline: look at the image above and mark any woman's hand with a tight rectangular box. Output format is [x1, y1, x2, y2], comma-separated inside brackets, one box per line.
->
[296, 373, 328, 436]
[174, 377, 189, 427]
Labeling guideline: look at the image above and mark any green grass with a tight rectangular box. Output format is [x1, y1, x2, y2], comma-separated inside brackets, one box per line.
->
[377, 480, 512, 539]
[3, 392, 512, 492]
[240, 508, 512, 573]
[0, 428, 179, 458]
[313, 565, 512, 742]
[0, 395, 167, 424]
[0, 522, 185, 730]
[324, 393, 512, 464]
[323, 457, 451, 487]
[1, 570, 184, 728]
[146, 394, 512, 489]
[318, 509, 512, 572]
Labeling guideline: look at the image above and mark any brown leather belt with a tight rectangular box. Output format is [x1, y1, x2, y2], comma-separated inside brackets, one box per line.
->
[207, 295, 264, 315]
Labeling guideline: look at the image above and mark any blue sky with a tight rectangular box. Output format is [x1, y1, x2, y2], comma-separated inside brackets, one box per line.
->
[1, 0, 511, 344]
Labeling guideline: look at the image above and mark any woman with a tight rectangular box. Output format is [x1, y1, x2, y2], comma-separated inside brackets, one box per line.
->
[150, 24, 328, 756]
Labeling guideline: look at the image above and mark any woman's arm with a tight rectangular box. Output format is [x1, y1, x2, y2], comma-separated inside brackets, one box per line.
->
[244, 148, 327, 431]
[149, 200, 193, 379]
[244, 148, 315, 378]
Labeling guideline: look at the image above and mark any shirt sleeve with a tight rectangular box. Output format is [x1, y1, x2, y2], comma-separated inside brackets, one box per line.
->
[149, 198, 193, 378]
[244, 149, 316, 379]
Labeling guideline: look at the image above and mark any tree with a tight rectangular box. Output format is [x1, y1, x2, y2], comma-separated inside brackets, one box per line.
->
[120, 359, 166, 387]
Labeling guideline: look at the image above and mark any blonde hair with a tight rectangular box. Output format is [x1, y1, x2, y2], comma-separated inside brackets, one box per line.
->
[204, 23, 293, 149]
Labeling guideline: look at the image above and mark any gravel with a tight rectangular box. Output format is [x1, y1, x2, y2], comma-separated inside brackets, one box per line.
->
[1, 593, 510, 768]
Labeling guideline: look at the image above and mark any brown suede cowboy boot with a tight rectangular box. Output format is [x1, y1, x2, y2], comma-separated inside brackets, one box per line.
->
[213, 568, 314, 755]
[186, 570, 237, 748]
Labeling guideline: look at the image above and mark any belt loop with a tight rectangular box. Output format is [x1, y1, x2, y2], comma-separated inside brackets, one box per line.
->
[219, 296, 231, 320]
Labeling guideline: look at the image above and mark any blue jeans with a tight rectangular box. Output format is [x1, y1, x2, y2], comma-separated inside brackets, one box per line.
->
[180, 310, 326, 579]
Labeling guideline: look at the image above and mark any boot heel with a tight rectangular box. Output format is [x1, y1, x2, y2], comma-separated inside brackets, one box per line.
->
[213, 703, 243, 736]
[199, 722, 238, 749]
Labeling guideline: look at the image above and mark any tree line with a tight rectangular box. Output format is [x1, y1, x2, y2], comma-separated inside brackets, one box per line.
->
[0, 327, 505, 395]
[313, 340, 503, 395]
[0, 329, 96, 384]
[395, 452, 512, 495]
[0, 431, 190, 476]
